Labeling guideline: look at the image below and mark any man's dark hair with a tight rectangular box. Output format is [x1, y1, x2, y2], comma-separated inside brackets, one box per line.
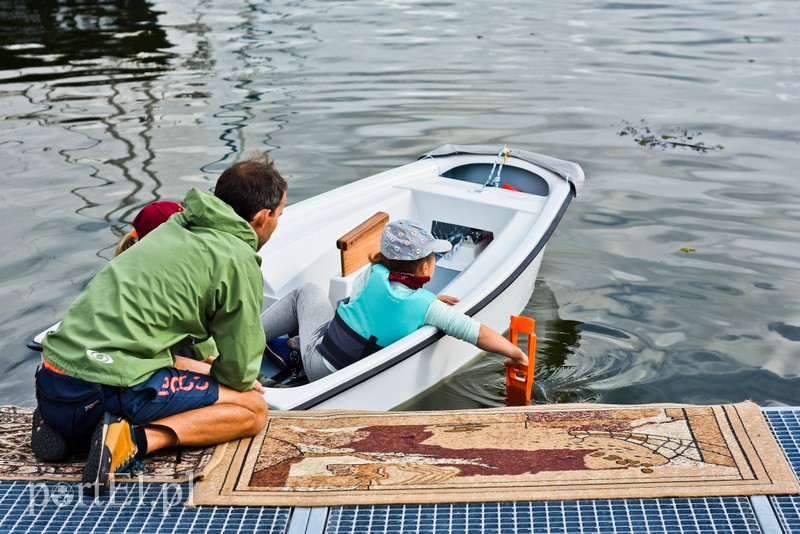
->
[214, 152, 287, 221]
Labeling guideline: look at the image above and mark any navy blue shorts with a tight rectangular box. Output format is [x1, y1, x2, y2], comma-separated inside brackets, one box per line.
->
[106, 367, 220, 425]
[36, 366, 220, 437]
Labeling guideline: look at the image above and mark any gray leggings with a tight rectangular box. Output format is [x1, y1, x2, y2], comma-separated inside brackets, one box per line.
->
[261, 283, 335, 382]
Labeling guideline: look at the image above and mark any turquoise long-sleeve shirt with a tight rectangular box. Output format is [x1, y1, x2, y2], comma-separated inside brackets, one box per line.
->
[42, 188, 266, 392]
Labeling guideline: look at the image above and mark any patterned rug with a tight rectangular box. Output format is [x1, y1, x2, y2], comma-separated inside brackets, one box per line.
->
[0, 406, 225, 483]
[192, 402, 800, 506]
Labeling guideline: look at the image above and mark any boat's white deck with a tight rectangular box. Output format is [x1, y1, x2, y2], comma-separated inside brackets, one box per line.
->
[3, 407, 799, 533]
[259, 174, 551, 307]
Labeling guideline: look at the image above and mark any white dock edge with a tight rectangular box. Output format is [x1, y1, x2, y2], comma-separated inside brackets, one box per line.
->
[287, 506, 329, 534]
[750, 495, 783, 533]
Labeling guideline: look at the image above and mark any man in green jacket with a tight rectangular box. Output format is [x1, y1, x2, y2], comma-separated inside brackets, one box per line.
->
[34, 152, 286, 496]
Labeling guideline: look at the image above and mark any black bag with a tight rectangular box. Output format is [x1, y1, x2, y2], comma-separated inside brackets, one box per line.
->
[35, 367, 105, 438]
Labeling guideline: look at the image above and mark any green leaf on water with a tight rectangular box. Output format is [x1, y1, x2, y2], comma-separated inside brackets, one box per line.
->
[680, 247, 696, 253]
[615, 120, 724, 153]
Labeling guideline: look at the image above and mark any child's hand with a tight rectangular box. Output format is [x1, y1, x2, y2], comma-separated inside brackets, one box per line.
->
[437, 294, 459, 306]
[504, 348, 528, 369]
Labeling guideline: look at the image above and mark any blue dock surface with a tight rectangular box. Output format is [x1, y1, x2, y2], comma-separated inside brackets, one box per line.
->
[2, 407, 799, 533]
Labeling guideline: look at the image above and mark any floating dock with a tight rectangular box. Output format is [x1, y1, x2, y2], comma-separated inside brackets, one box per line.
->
[1, 407, 798, 533]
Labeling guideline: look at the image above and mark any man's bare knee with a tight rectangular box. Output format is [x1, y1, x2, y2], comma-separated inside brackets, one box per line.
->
[243, 390, 269, 435]
[216, 386, 269, 435]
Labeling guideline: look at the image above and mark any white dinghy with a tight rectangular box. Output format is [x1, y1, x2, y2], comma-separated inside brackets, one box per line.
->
[258, 144, 583, 410]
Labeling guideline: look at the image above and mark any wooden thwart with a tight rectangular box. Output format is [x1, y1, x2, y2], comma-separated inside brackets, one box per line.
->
[337, 211, 389, 276]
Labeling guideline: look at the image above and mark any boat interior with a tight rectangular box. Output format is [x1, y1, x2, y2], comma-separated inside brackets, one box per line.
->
[260, 161, 550, 303]
[257, 160, 554, 387]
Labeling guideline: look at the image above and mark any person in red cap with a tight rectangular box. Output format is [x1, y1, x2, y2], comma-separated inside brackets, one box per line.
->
[114, 201, 184, 256]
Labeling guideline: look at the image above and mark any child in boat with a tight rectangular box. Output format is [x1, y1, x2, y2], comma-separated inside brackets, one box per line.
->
[261, 219, 527, 382]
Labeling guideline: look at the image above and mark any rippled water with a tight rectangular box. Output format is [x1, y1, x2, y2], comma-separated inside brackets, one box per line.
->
[1, 0, 798, 408]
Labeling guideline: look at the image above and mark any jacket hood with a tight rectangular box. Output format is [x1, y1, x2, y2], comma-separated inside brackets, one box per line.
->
[179, 188, 259, 251]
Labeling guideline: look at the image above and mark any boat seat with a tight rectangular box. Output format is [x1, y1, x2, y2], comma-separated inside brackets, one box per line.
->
[328, 264, 370, 307]
[328, 211, 389, 306]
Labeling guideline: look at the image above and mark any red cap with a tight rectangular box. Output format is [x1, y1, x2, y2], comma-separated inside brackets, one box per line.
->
[132, 201, 184, 239]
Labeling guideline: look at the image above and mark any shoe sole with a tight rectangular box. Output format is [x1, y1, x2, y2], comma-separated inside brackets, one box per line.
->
[264, 344, 289, 370]
[82, 416, 113, 497]
[30, 407, 69, 463]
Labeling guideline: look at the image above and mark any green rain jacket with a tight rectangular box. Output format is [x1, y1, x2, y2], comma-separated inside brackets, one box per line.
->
[42, 188, 266, 392]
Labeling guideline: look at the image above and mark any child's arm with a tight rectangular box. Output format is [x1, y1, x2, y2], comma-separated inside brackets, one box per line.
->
[424, 300, 527, 367]
[476, 324, 528, 368]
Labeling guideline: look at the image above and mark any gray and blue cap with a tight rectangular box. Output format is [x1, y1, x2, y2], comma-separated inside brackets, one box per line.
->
[380, 220, 452, 261]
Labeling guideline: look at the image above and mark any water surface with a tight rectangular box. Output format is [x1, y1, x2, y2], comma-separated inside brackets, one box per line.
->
[1, 0, 798, 408]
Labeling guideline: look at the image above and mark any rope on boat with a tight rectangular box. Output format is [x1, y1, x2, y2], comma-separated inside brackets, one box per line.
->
[484, 145, 511, 188]
[432, 145, 512, 258]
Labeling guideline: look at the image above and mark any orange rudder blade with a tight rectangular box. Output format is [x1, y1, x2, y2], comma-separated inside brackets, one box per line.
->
[505, 315, 536, 406]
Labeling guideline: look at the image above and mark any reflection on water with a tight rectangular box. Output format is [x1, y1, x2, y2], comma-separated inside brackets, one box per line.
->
[0, 0, 172, 83]
[1, 0, 799, 408]
[398, 280, 598, 410]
